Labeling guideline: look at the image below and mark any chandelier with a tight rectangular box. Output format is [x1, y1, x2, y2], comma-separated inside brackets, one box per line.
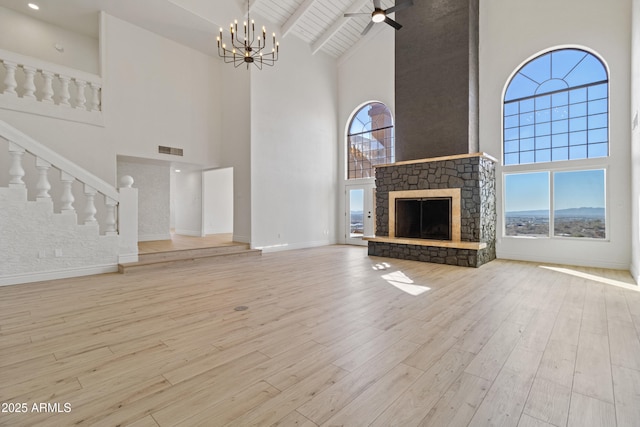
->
[217, 0, 279, 70]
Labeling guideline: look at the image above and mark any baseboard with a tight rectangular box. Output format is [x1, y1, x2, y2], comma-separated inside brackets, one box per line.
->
[253, 239, 332, 253]
[496, 250, 631, 271]
[0, 264, 119, 286]
[173, 229, 204, 237]
[138, 233, 172, 242]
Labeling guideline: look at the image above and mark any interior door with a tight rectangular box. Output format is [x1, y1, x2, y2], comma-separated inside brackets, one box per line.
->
[345, 183, 375, 245]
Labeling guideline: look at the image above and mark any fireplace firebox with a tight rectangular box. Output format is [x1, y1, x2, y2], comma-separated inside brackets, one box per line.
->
[395, 197, 452, 240]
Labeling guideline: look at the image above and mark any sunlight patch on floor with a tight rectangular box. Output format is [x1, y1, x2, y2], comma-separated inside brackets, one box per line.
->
[540, 265, 639, 291]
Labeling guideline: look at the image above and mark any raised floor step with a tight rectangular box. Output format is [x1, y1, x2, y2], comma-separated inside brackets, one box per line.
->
[118, 244, 261, 273]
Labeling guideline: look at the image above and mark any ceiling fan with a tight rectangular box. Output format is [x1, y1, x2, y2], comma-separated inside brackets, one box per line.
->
[344, 0, 414, 35]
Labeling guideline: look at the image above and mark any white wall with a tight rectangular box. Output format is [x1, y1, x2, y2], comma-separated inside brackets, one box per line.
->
[250, 22, 339, 251]
[480, 0, 633, 269]
[631, 0, 640, 282]
[220, 64, 251, 244]
[337, 27, 395, 242]
[117, 158, 171, 241]
[0, 6, 99, 74]
[174, 169, 203, 236]
[102, 13, 223, 169]
[203, 167, 233, 235]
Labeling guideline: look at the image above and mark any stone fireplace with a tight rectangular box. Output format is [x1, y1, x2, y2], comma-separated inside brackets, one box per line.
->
[366, 153, 496, 267]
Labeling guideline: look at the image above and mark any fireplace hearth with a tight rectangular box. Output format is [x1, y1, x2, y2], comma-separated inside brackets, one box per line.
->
[366, 153, 497, 267]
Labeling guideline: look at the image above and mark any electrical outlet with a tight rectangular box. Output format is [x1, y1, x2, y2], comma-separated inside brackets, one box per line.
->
[55, 248, 63, 258]
[38, 249, 46, 259]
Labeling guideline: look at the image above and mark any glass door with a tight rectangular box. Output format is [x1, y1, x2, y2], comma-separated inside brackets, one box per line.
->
[345, 184, 375, 245]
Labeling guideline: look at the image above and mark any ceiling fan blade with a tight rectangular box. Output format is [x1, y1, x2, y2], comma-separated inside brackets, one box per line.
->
[344, 12, 370, 17]
[373, 0, 382, 9]
[384, 16, 403, 30]
[386, 0, 414, 14]
[361, 20, 375, 35]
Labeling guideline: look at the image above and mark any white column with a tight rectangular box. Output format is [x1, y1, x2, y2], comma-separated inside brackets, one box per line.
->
[2, 61, 18, 95]
[105, 197, 117, 235]
[60, 171, 75, 214]
[58, 75, 71, 107]
[83, 184, 98, 225]
[8, 142, 26, 188]
[118, 176, 139, 263]
[22, 66, 37, 99]
[41, 71, 55, 104]
[74, 79, 87, 110]
[35, 158, 52, 200]
[90, 83, 101, 111]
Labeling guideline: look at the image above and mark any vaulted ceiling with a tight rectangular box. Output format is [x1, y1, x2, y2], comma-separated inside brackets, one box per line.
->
[0, 0, 400, 59]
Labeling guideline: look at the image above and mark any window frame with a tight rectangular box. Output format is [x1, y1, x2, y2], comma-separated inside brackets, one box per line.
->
[346, 101, 395, 180]
[501, 46, 610, 242]
[502, 48, 610, 166]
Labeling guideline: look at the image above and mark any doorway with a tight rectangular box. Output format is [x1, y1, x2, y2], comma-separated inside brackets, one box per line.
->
[345, 183, 375, 245]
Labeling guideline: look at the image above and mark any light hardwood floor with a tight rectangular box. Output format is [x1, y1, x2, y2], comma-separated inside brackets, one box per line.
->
[0, 246, 639, 426]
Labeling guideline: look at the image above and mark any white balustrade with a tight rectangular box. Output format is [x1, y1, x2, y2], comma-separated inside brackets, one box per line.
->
[74, 79, 87, 110]
[0, 49, 103, 115]
[60, 171, 76, 214]
[2, 61, 18, 95]
[90, 83, 101, 112]
[8, 142, 25, 188]
[105, 197, 117, 235]
[59, 75, 71, 107]
[83, 184, 98, 225]
[22, 66, 37, 99]
[41, 71, 54, 104]
[35, 158, 52, 200]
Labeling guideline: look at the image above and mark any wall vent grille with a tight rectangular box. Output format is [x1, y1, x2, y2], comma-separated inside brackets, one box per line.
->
[158, 146, 183, 156]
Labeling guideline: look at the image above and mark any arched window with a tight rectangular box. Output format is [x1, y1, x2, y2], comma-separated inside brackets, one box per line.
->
[503, 48, 608, 240]
[347, 102, 394, 179]
[503, 48, 608, 165]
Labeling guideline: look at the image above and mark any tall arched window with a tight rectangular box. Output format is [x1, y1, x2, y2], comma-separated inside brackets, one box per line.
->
[503, 48, 608, 165]
[347, 102, 394, 179]
[503, 48, 608, 240]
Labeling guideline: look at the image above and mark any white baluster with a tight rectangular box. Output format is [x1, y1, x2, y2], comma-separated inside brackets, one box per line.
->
[60, 172, 75, 213]
[90, 83, 101, 111]
[105, 197, 117, 235]
[35, 158, 52, 200]
[83, 184, 97, 225]
[41, 71, 55, 103]
[58, 75, 71, 107]
[74, 79, 87, 110]
[22, 66, 37, 99]
[8, 142, 26, 188]
[2, 61, 18, 95]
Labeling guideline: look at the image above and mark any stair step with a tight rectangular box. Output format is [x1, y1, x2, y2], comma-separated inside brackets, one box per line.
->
[118, 246, 261, 273]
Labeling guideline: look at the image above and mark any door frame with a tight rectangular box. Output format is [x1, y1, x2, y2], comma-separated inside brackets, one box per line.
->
[345, 182, 376, 246]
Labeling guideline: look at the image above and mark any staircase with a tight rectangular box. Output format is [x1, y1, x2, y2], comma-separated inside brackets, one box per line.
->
[0, 120, 138, 286]
[118, 243, 261, 273]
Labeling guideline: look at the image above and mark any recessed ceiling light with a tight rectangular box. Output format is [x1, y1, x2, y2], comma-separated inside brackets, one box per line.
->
[175, 169, 181, 173]
[28, 3, 39, 10]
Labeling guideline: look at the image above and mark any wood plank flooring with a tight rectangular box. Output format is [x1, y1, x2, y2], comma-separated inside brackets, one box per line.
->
[0, 245, 638, 426]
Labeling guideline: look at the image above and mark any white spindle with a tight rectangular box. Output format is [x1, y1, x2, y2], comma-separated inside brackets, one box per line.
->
[35, 158, 52, 200]
[60, 171, 75, 213]
[74, 79, 87, 110]
[2, 61, 18, 95]
[83, 184, 97, 225]
[8, 142, 26, 188]
[59, 75, 71, 107]
[90, 83, 101, 111]
[22, 66, 37, 99]
[105, 197, 117, 235]
[41, 71, 55, 103]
